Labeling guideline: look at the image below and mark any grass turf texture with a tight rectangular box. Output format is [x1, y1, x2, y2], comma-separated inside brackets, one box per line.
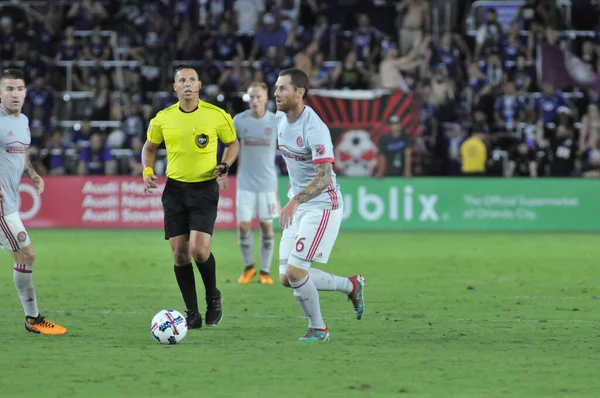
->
[0, 229, 599, 398]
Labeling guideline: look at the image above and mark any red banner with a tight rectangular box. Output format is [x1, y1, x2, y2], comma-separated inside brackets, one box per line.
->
[17, 176, 240, 229]
[304, 89, 420, 177]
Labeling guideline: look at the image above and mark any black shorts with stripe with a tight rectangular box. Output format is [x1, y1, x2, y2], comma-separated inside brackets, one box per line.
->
[161, 178, 219, 239]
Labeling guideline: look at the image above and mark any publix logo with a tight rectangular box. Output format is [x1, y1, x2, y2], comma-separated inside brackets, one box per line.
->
[342, 185, 440, 222]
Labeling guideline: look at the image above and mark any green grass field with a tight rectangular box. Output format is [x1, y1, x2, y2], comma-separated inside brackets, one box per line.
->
[0, 229, 599, 398]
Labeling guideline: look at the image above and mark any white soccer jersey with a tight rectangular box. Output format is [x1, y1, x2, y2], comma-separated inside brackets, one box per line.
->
[234, 110, 278, 193]
[0, 109, 31, 216]
[276, 106, 342, 210]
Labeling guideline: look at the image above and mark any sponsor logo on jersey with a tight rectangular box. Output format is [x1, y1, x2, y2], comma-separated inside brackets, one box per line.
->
[280, 146, 308, 161]
[5, 141, 28, 154]
[243, 137, 271, 147]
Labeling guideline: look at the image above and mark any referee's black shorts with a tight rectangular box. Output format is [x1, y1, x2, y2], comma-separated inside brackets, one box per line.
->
[161, 178, 219, 239]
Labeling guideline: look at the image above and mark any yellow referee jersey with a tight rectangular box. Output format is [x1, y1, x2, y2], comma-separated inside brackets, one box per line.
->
[147, 100, 237, 182]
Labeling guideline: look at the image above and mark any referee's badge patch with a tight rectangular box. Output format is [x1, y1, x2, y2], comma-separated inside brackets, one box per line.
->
[196, 133, 209, 148]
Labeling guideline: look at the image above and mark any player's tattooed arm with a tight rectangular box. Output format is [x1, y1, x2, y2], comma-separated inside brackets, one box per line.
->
[293, 162, 332, 204]
[23, 156, 40, 180]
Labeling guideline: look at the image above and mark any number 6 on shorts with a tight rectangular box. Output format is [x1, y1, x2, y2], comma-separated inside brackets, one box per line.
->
[291, 208, 343, 264]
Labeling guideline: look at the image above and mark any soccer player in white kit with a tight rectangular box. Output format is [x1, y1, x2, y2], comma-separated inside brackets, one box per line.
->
[0, 69, 67, 335]
[274, 68, 365, 342]
[233, 82, 279, 285]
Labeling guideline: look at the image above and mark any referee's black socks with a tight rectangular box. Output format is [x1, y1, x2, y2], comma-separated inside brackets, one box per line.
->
[174, 263, 199, 313]
[195, 253, 218, 298]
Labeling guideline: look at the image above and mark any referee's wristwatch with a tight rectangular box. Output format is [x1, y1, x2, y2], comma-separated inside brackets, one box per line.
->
[217, 162, 229, 175]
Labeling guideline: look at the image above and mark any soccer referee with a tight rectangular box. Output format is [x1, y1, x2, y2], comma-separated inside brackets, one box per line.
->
[142, 65, 240, 329]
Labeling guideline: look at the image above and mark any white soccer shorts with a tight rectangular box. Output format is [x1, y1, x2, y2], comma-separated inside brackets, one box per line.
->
[279, 207, 343, 273]
[236, 190, 280, 223]
[0, 212, 31, 252]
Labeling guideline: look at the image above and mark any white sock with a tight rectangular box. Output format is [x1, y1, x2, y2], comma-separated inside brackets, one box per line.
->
[309, 268, 353, 294]
[289, 275, 326, 329]
[238, 231, 254, 267]
[13, 264, 39, 318]
[259, 236, 274, 273]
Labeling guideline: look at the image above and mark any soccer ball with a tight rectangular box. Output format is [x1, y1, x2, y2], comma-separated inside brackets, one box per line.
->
[150, 309, 188, 345]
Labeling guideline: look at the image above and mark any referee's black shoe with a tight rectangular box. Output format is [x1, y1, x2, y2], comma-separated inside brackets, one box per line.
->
[205, 291, 223, 327]
[186, 310, 203, 329]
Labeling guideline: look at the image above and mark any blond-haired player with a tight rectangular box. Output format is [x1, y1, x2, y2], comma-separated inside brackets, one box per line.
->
[232, 82, 279, 285]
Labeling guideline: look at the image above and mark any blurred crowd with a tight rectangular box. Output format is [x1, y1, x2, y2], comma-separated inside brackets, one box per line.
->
[1, 0, 600, 178]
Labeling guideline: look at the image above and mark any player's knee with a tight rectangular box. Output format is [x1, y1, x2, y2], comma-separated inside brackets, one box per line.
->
[190, 246, 210, 263]
[286, 264, 308, 283]
[279, 274, 291, 287]
[238, 222, 252, 237]
[172, 250, 190, 266]
[14, 247, 35, 265]
[259, 221, 273, 236]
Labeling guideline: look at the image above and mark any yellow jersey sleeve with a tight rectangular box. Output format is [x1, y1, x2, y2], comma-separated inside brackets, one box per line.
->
[216, 111, 237, 144]
[147, 117, 164, 145]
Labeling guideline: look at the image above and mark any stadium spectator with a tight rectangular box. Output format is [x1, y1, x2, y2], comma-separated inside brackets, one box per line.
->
[234, 0, 265, 35]
[508, 140, 538, 177]
[509, 54, 534, 94]
[128, 135, 144, 177]
[548, 123, 578, 177]
[56, 26, 81, 62]
[352, 13, 381, 68]
[474, 8, 503, 59]
[66, 0, 108, 30]
[249, 13, 287, 61]
[331, 50, 370, 90]
[44, 130, 69, 176]
[396, 0, 430, 56]
[25, 76, 54, 127]
[22, 48, 48, 84]
[376, 116, 412, 178]
[378, 37, 429, 90]
[294, 40, 319, 77]
[438, 123, 465, 176]
[78, 133, 115, 176]
[213, 21, 245, 62]
[71, 118, 95, 151]
[460, 131, 488, 176]
[217, 55, 254, 95]
[83, 25, 111, 62]
[493, 81, 526, 132]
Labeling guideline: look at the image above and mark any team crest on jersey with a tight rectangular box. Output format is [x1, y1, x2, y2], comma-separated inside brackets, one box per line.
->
[17, 231, 27, 243]
[296, 136, 303, 147]
[315, 144, 326, 155]
[264, 127, 272, 136]
[195, 133, 209, 148]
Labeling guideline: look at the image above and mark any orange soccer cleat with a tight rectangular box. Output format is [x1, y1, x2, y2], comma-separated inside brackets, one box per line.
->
[238, 266, 256, 284]
[25, 315, 67, 335]
[258, 273, 274, 285]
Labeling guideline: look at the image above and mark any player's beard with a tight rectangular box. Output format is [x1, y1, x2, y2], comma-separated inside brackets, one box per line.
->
[276, 97, 295, 112]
